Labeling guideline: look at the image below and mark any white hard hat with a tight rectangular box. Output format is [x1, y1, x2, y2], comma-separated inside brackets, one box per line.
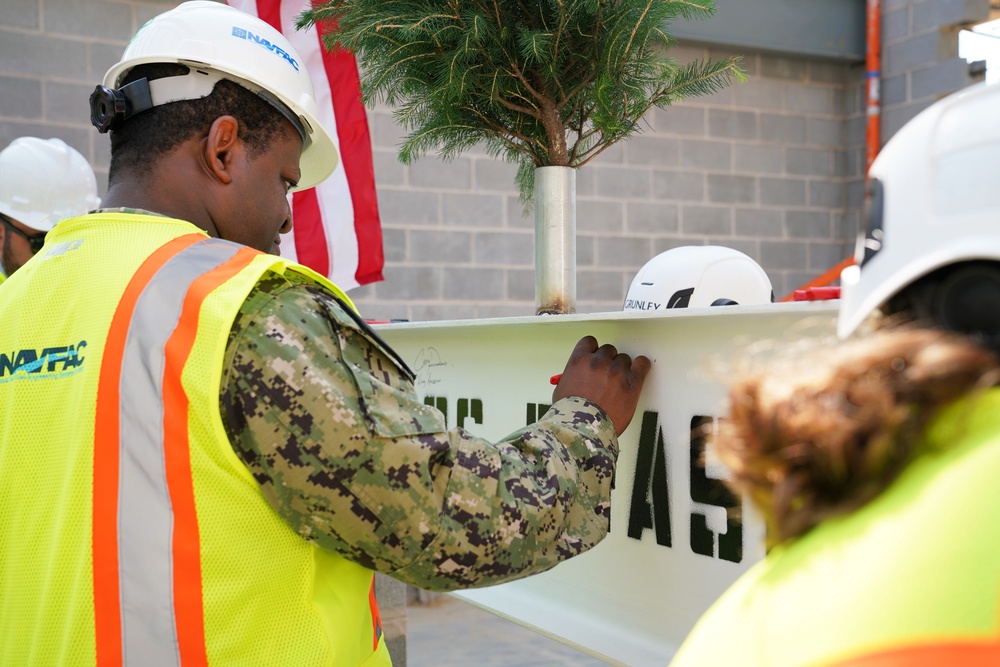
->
[0, 137, 100, 233]
[92, 0, 337, 191]
[624, 246, 773, 311]
[838, 82, 1000, 339]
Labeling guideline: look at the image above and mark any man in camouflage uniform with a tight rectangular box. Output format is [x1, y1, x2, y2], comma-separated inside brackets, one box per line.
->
[0, 3, 649, 664]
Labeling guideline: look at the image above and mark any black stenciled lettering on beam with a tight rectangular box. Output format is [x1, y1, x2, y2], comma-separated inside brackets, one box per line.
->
[457, 398, 483, 429]
[424, 396, 447, 423]
[627, 411, 671, 547]
[525, 403, 552, 425]
[689, 416, 742, 563]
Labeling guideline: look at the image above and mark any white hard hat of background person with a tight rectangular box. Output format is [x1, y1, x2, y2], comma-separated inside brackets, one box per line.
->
[0, 137, 100, 233]
[838, 82, 1000, 351]
[89, 0, 338, 191]
[623, 246, 774, 312]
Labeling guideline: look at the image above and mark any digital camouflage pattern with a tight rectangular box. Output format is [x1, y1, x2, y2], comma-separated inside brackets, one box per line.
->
[221, 271, 619, 591]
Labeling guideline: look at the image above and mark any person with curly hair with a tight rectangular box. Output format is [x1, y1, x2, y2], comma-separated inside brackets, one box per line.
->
[671, 82, 1000, 667]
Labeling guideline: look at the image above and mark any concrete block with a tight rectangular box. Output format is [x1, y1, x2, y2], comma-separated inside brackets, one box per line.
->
[708, 109, 758, 140]
[44, 0, 134, 40]
[594, 166, 651, 198]
[760, 240, 808, 270]
[377, 189, 440, 225]
[761, 114, 806, 143]
[882, 101, 928, 141]
[760, 55, 806, 81]
[707, 174, 756, 204]
[577, 234, 595, 266]
[834, 150, 849, 177]
[785, 85, 834, 115]
[474, 159, 519, 192]
[598, 236, 654, 268]
[809, 241, 851, 271]
[92, 133, 112, 172]
[734, 144, 783, 174]
[808, 61, 847, 85]
[885, 32, 940, 74]
[409, 303, 477, 321]
[881, 74, 908, 107]
[760, 177, 807, 206]
[381, 227, 407, 263]
[911, 58, 973, 100]
[507, 269, 535, 301]
[731, 79, 785, 111]
[577, 199, 625, 233]
[670, 44, 710, 64]
[806, 117, 843, 146]
[43, 82, 92, 124]
[373, 150, 405, 186]
[591, 141, 626, 165]
[0, 31, 88, 78]
[882, 7, 909, 43]
[478, 303, 535, 318]
[442, 193, 505, 228]
[847, 178, 866, 209]
[369, 111, 406, 149]
[785, 210, 831, 239]
[786, 147, 834, 176]
[626, 202, 680, 234]
[473, 231, 533, 266]
[409, 229, 472, 264]
[5, 0, 39, 28]
[833, 210, 861, 242]
[652, 170, 704, 201]
[698, 85, 733, 106]
[912, 0, 989, 33]
[377, 265, 442, 300]
[579, 269, 629, 302]
[443, 267, 505, 300]
[651, 103, 706, 137]
[735, 208, 783, 238]
[0, 77, 42, 119]
[505, 195, 533, 229]
[409, 156, 472, 189]
[625, 135, 680, 167]
[575, 166, 595, 197]
[721, 238, 762, 262]
[680, 139, 731, 170]
[89, 42, 126, 81]
[808, 180, 845, 208]
[681, 205, 732, 236]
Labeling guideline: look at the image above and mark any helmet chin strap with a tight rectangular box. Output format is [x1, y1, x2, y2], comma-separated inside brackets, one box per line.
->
[90, 67, 307, 145]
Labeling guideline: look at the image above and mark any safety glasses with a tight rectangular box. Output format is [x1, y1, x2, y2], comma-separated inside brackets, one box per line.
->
[0, 213, 46, 255]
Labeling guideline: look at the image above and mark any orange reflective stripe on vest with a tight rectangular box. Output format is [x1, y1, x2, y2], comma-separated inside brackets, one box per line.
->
[93, 236, 257, 666]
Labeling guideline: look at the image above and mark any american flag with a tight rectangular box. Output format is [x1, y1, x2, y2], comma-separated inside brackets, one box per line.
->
[227, 0, 383, 290]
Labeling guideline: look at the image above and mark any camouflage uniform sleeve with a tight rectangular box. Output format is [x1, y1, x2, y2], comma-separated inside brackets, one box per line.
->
[221, 271, 619, 591]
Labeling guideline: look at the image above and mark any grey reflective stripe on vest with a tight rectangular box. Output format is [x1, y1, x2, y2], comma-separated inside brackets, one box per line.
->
[116, 238, 242, 665]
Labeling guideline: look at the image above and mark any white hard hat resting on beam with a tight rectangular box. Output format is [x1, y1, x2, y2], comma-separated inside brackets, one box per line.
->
[624, 246, 774, 312]
[838, 82, 1000, 341]
[90, 0, 338, 191]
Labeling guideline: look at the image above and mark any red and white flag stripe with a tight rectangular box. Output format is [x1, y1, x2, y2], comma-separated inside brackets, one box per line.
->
[227, 0, 383, 290]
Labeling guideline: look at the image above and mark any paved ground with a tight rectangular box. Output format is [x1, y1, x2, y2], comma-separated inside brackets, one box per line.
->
[406, 596, 612, 667]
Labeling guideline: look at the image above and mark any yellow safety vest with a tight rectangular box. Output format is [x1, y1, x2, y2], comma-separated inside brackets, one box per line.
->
[0, 212, 390, 666]
[670, 388, 1000, 667]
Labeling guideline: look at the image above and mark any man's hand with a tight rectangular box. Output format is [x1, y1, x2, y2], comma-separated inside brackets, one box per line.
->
[553, 336, 651, 436]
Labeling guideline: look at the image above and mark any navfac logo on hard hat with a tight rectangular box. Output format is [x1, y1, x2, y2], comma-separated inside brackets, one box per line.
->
[231, 26, 300, 72]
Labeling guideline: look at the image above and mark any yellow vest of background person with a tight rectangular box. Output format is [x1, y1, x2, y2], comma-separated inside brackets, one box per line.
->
[0, 212, 389, 666]
[670, 389, 1000, 667]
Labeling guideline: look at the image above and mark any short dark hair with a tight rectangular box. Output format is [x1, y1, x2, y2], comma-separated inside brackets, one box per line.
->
[108, 63, 289, 184]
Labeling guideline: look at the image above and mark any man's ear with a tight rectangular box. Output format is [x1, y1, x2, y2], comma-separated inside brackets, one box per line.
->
[204, 115, 241, 185]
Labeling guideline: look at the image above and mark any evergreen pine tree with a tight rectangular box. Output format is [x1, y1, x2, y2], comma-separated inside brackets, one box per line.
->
[300, 0, 744, 203]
